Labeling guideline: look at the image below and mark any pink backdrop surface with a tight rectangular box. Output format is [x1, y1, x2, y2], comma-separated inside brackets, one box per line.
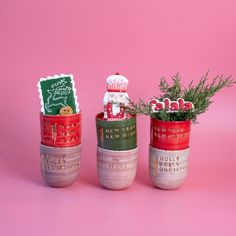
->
[0, 0, 236, 235]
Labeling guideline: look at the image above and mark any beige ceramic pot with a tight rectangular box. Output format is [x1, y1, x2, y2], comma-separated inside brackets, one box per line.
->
[97, 146, 138, 190]
[149, 146, 189, 189]
[40, 144, 81, 187]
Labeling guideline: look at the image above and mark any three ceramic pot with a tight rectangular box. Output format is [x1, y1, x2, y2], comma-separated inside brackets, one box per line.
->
[40, 112, 82, 187]
[96, 113, 137, 190]
[149, 118, 191, 189]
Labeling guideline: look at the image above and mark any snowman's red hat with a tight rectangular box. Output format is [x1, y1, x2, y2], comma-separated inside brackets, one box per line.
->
[106, 73, 128, 92]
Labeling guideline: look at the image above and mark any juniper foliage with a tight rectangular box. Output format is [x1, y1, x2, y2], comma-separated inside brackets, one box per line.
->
[126, 72, 235, 123]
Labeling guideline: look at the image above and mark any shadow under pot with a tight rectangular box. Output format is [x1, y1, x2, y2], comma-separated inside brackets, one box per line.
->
[40, 144, 81, 187]
[96, 113, 137, 190]
[40, 112, 81, 148]
[149, 118, 191, 189]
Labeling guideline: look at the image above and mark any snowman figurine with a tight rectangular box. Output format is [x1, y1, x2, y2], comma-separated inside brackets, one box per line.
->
[103, 73, 129, 121]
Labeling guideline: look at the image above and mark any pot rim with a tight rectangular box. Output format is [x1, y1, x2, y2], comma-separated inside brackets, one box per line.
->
[97, 146, 138, 153]
[40, 143, 82, 150]
[40, 111, 81, 118]
[149, 145, 190, 152]
[96, 112, 136, 123]
[150, 118, 191, 125]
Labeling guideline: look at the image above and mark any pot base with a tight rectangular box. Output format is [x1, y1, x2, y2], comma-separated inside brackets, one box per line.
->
[97, 147, 138, 190]
[149, 146, 189, 190]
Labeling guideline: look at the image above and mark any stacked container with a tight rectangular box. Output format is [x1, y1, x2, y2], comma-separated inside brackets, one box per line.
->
[40, 113, 82, 187]
[149, 118, 191, 189]
[96, 113, 138, 190]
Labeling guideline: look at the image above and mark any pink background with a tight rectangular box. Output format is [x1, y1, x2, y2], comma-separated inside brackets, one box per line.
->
[1, 0, 236, 235]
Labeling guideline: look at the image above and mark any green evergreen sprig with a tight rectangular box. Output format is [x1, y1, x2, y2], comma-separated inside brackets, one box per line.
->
[125, 72, 235, 123]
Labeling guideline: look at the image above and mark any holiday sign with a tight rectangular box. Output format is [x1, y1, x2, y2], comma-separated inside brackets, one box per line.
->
[149, 98, 194, 112]
[38, 74, 79, 115]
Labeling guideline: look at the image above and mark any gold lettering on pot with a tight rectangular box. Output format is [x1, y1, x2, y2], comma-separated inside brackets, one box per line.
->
[153, 132, 189, 140]
[42, 154, 80, 171]
[97, 156, 128, 170]
[100, 125, 136, 140]
[152, 155, 187, 173]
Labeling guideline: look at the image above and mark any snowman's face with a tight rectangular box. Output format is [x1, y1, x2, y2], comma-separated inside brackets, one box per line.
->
[108, 92, 128, 103]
